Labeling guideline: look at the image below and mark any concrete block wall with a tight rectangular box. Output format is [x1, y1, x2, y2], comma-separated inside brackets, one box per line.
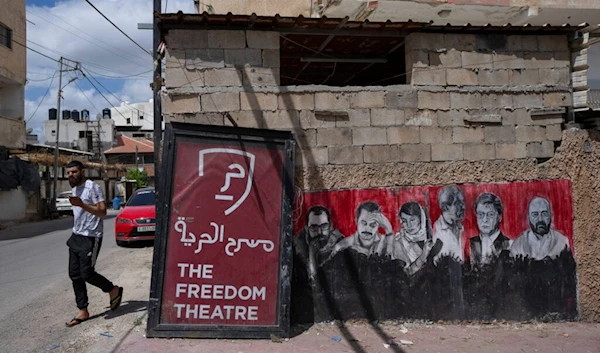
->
[164, 30, 280, 89]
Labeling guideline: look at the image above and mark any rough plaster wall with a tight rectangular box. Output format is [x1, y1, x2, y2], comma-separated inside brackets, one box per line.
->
[0, 188, 28, 221]
[295, 128, 600, 321]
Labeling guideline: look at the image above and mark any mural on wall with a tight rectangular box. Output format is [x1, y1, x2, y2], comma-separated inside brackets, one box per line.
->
[291, 179, 576, 323]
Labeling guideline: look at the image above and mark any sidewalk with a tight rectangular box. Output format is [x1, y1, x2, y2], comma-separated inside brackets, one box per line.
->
[89, 320, 600, 353]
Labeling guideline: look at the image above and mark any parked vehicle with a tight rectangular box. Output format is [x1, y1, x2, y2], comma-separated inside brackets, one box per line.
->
[115, 187, 156, 247]
[56, 191, 73, 215]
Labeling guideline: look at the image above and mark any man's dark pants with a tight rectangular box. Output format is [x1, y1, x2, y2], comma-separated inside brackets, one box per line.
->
[67, 233, 114, 309]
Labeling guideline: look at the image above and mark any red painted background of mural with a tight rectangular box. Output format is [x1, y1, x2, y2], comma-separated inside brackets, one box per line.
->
[294, 179, 574, 253]
[160, 140, 284, 326]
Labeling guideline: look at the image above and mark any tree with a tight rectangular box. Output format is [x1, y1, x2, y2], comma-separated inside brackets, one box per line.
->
[126, 168, 148, 188]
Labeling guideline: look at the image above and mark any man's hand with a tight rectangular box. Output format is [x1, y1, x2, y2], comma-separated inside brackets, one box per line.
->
[372, 212, 393, 235]
[68, 196, 84, 207]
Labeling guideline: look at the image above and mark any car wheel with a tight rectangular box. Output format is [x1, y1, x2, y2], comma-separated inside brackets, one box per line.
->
[116, 240, 128, 247]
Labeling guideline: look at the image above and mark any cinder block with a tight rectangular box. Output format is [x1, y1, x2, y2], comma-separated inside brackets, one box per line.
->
[501, 109, 530, 126]
[523, 52, 554, 69]
[315, 92, 350, 111]
[445, 34, 477, 51]
[429, 50, 462, 68]
[204, 68, 243, 87]
[201, 92, 240, 112]
[262, 49, 281, 68]
[464, 143, 496, 161]
[412, 68, 447, 86]
[478, 69, 510, 86]
[453, 126, 484, 143]
[432, 144, 464, 161]
[168, 112, 224, 125]
[527, 141, 555, 158]
[513, 94, 543, 109]
[506, 35, 538, 52]
[546, 124, 563, 141]
[387, 126, 420, 144]
[482, 94, 513, 109]
[296, 129, 317, 150]
[165, 49, 185, 69]
[278, 93, 314, 110]
[537, 35, 568, 52]
[364, 145, 400, 163]
[399, 144, 431, 162]
[554, 51, 570, 69]
[447, 69, 478, 86]
[299, 110, 336, 129]
[240, 92, 278, 111]
[163, 94, 201, 114]
[168, 30, 208, 49]
[493, 52, 524, 69]
[224, 49, 262, 67]
[317, 128, 352, 147]
[353, 127, 387, 146]
[406, 50, 429, 69]
[225, 111, 264, 128]
[510, 69, 540, 86]
[530, 114, 564, 126]
[350, 91, 385, 109]
[166, 67, 204, 89]
[495, 143, 527, 159]
[335, 109, 371, 128]
[328, 146, 363, 165]
[461, 52, 493, 69]
[406, 33, 445, 51]
[543, 92, 572, 107]
[418, 92, 450, 110]
[385, 90, 418, 108]
[371, 109, 405, 126]
[246, 31, 280, 49]
[263, 110, 301, 129]
[465, 109, 502, 124]
[540, 68, 570, 86]
[185, 49, 225, 69]
[208, 30, 246, 49]
[406, 110, 437, 126]
[516, 125, 546, 142]
[450, 92, 482, 109]
[242, 67, 280, 86]
[484, 126, 516, 143]
[296, 148, 328, 166]
[438, 110, 468, 127]
[420, 126, 452, 144]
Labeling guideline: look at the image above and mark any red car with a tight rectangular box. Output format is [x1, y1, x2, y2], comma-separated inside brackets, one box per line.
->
[115, 187, 156, 246]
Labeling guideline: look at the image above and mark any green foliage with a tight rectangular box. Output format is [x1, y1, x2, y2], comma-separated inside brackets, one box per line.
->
[126, 168, 148, 188]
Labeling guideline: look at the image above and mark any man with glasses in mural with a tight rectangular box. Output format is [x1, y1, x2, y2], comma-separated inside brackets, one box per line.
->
[433, 185, 466, 263]
[510, 197, 570, 260]
[469, 193, 512, 266]
[330, 201, 393, 258]
[294, 205, 345, 281]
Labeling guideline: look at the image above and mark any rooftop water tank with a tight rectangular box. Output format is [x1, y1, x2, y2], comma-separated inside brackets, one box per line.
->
[62, 110, 71, 120]
[72, 110, 80, 122]
[49, 108, 57, 120]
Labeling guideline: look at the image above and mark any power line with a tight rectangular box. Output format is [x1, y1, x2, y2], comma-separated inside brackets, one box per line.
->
[27, 70, 58, 123]
[85, 0, 152, 57]
[12, 39, 60, 64]
[78, 67, 131, 122]
[68, 71, 101, 115]
[84, 67, 153, 79]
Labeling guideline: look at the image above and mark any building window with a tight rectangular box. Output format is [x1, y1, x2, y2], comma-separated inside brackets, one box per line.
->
[126, 118, 131, 124]
[51, 130, 56, 136]
[78, 131, 92, 138]
[0, 24, 12, 49]
[139, 115, 144, 120]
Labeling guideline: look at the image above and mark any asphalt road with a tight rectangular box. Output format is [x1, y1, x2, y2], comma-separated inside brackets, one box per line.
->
[0, 211, 119, 324]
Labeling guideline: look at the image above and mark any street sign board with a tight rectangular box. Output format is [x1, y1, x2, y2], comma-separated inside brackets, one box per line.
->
[147, 122, 295, 339]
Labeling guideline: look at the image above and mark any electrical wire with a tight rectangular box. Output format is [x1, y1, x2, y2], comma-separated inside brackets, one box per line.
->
[68, 71, 101, 115]
[84, 67, 153, 79]
[78, 68, 131, 122]
[27, 70, 58, 123]
[85, 0, 152, 56]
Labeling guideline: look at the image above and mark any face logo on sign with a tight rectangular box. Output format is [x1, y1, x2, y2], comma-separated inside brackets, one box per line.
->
[199, 148, 256, 216]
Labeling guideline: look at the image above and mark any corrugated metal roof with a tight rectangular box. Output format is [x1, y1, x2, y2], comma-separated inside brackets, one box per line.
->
[589, 89, 600, 111]
[157, 12, 588, 34]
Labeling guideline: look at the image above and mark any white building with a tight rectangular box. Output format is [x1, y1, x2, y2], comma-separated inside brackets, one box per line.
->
[110, 100, 158, 139]
[44, 117, 114, 156]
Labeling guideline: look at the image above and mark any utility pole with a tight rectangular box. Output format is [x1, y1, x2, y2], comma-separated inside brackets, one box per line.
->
[135, 145, 139, 171]
[51, 57, 80, 213]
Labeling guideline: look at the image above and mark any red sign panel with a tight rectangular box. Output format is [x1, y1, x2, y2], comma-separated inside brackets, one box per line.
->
[160, 140, 285, 326]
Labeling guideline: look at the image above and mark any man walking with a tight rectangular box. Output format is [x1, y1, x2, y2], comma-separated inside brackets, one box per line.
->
[65, 160, 123, 327]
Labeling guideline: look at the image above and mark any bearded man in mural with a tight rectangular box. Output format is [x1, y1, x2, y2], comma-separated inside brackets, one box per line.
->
[330, 201, 393, 258]
[510, 197, 571, 260]
[433, 185, 466, 263]
[469, 193, 512, 266]
[385, 202, 442, 275]
[294, 205, 345, 281]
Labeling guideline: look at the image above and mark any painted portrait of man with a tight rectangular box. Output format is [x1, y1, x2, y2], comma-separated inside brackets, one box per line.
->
[469, 193, 511, 265]
[433, 185, 466, 263]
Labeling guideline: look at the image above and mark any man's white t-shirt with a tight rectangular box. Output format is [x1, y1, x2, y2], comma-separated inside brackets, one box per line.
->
[72, 179, 105, 237]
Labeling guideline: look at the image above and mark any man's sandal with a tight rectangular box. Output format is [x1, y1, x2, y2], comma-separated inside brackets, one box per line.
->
[65, 317, 88, 327]
[110, 287, 123, 311]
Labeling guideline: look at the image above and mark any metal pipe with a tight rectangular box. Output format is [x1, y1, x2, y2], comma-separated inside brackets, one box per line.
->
[153, 0, 162, 189]
[52, 57, 63, 207]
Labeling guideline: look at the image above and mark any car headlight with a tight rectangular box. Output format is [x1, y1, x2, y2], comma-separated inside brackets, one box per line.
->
[117, 218, 133, 224]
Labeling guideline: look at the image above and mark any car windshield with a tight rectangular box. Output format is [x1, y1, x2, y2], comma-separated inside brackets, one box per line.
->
[58, 192, 71, 199]
[127, 190, 155, 206]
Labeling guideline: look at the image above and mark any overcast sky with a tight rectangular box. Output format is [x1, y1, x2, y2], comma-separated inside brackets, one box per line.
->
[23, 1, 600, 142]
